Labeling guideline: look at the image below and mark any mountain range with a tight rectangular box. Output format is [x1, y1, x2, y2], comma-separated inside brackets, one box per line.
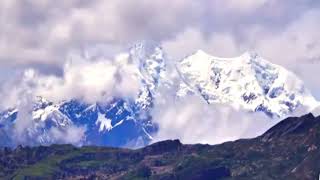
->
[0, 42, 319, 148]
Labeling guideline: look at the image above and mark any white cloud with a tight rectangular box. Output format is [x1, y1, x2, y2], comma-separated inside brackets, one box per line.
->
[162, 28, 241, 60]
[219, 0, 268, 12]
[12, 87, 35, 144]
[3, 0, 299, 66]
[1, 50, 141, 105]
[48, 125, 87, 146]
[0, 0, 203, 66]
[2, 70, 86, 146]
[251, 10, 320, 67]
[152, 94, 277, 145]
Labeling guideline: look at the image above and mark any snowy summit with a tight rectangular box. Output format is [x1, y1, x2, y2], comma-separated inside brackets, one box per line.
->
[176, 50, 318, 118]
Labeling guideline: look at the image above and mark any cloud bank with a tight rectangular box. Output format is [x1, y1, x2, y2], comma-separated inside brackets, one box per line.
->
[0, 49, 140, 108]
[2, 0, 319, 98]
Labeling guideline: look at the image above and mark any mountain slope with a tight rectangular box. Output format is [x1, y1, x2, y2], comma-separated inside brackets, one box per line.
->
[1, 113, 319, 179]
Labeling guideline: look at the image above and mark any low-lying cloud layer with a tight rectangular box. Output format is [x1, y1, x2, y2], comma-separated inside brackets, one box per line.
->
[151, 88, 277, 145]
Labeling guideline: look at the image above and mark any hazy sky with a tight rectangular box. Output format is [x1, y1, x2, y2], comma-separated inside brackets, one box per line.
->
[1, 0, 320, 98]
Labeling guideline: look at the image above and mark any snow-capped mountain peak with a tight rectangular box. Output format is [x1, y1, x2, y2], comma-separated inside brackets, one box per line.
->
[240, 51, 259, 61]
[176, 50, 318, 118]
[1, 44, 319, 148]
[129, 41, 169, 110]
[129, 41, 167, 92]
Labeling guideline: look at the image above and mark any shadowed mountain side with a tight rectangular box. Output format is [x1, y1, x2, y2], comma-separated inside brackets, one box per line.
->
[0, 113, 319, 179]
